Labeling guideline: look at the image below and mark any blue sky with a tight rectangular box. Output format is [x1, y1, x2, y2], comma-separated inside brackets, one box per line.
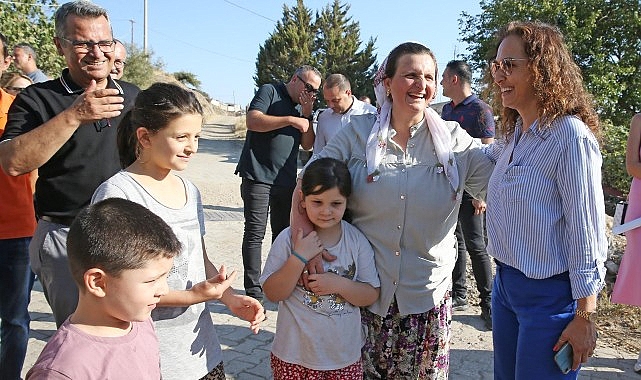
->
[98, 0, 482, 106]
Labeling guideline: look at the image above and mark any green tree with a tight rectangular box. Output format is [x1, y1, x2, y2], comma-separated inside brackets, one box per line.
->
[121, 43, 163, 90]
[0, 0, 65, 76]
[173, 71, 202, 89]
[459, 0, 641, 193]
[254, 0, 377, 103]
[254, 0, 316, 87]
[314, 0, 377, 102]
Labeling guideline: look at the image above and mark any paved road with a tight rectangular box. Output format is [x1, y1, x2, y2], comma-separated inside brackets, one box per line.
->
[22, 119, 640, 379]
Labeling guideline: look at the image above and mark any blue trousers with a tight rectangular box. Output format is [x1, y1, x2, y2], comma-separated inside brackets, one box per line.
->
[0, 237, 35, 380]
[493, 261, 579, 380]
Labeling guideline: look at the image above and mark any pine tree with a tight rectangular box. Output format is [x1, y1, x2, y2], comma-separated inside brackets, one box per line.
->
[254, 0, 377, 103]
[254, 0, 316, 87]
[314, 0, 377, 102]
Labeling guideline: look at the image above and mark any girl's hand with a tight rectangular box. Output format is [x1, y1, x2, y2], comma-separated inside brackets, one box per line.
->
[307, 272, 341, 296]
[301, 249, 338, 289]
[190, 265, 237, 301]
[293, 228, 323, 261]
[223, 293, 266, 334]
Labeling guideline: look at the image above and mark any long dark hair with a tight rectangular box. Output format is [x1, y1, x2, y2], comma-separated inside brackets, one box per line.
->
[117, 82, 203, 168]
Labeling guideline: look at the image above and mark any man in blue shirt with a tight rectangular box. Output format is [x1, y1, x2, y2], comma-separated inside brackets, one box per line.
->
[441, 60, 495, 330]
[12, 43, 49, 83]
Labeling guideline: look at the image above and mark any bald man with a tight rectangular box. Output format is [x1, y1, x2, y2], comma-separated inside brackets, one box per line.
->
[110, 40, 126, 80]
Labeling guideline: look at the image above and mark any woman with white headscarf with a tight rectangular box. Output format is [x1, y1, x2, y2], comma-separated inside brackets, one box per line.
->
[290, 42, 494, 378]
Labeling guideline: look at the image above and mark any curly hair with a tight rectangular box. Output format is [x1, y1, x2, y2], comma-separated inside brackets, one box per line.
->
[485, 21, 600, 141]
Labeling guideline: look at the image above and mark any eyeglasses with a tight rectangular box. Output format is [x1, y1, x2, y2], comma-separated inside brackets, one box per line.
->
[114, 60, 126, 68]
[490, 58, 529, 77]
[296, 74, 319, 94]
[93, 119, 111, 133]
[58, 37, 115, 53]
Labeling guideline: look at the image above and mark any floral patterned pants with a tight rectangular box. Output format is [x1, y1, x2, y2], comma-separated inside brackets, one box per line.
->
[271, 353, 363, 379]
[198, 361, 225, 380]
[361, 292, 452, 379]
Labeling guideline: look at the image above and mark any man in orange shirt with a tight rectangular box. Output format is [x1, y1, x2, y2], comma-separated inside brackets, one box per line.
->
[0, 31, 37, 379]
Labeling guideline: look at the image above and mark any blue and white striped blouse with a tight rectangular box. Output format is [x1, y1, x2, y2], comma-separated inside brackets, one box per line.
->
[486, 115, 607, 299]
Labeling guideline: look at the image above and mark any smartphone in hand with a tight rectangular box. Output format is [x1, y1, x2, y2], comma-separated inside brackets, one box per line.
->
[554, 342, 573, 374]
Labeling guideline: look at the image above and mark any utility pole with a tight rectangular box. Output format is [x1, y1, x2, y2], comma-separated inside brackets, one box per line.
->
[129, 19, 135, 46]
[143, 0, 148, 53]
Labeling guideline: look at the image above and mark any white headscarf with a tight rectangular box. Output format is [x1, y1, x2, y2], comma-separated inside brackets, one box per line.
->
[365, 50, 460, 197]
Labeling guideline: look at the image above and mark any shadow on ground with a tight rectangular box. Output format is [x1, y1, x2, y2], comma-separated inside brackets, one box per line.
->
[196, 123, 244, 163]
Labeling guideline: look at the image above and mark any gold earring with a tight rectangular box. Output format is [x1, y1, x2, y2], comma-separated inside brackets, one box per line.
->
[386, 88, 391, 97]
[135, 143, 148, 164]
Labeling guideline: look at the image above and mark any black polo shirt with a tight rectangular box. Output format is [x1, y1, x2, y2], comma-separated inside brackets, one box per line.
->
[1, 69, 140, 218]
[235, 81, 303, 187]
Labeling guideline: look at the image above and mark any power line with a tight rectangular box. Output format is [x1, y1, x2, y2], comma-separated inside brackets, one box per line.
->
[222, 0, 277, 23]
[148, 27, 253, 64]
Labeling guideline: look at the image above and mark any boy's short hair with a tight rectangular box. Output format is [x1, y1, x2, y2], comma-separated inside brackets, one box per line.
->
[67, 198, 181, 285]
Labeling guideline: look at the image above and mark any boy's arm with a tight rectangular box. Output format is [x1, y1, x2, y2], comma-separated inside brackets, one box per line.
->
[307, 273, 380, 307]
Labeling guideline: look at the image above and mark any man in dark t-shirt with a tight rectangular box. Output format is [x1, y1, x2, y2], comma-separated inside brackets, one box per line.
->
[235, 65, 321, 301]
[441, 60, 495, 330]
[0, 1, 139, 327]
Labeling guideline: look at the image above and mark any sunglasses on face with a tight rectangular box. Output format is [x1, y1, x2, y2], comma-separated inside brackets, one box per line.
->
[490, 57, 529, 77]
[296, 74, 318, 94]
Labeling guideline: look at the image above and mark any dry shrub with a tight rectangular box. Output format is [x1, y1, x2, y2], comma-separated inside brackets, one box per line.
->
[234, 117, 247, 138]
[151, 71, 216, 124]
[597, 289, 641, 353]
[597, 215, 641, 353]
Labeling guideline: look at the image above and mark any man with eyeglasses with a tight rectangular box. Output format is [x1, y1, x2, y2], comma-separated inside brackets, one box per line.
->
[235, 65, 321, 303]
[0, 0, 140, 327]
[110, 39, 126, 80]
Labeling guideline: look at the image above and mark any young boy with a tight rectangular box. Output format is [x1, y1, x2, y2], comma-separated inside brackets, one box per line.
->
[26, 198, 182, 379]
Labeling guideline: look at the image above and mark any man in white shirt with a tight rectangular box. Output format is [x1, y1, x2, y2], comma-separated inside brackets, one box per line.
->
[314, 74, 376, 153]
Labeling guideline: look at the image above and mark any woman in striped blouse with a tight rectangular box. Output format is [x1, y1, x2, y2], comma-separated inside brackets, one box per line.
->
[484, 21, 606, 380]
